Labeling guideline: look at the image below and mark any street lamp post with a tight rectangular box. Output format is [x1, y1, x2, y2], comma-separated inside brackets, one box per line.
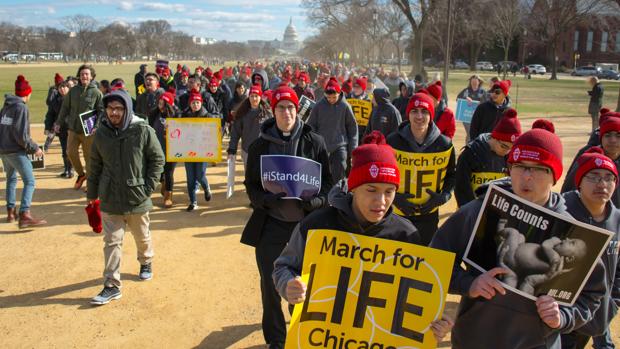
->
[373, 9, 378, 66]
[574, 52, 580, 70]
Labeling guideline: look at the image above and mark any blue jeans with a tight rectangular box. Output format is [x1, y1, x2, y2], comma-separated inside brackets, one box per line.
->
[1, 152, 35, 212]
[184, 162, 209, 203]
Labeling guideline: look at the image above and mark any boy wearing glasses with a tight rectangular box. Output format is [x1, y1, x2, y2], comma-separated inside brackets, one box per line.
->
[561, 147, 620, 349]
[307, 77, 358, 182]
[88, 89, 165, 305]
[242, 86, 333, 349]
[469, 80, 512, 140]
[430, 123, 606, 349]
[563, 117, 620, 208]
[455, 108, 521, 207]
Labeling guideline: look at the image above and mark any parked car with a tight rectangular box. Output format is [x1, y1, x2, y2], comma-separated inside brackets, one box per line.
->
[454, 60, 470, 69]
[496, 61, 518, 72]
[527, 64, 547, 75]
[476, 61, 494, 71]
[572, 66, 602, 76]
[598, 69, 620, 80]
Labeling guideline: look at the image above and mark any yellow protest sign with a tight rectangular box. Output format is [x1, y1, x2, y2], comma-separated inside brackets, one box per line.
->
[165, 118, 222, 162]
[470, 172, 506, 191]
[347, 98, 372, 127]
[393, 148, 453, 216]
[286, 229, 455, 349]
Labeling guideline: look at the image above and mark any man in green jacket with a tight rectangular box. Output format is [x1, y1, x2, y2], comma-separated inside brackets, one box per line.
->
[57, 64, 104, 190]
[87, 89, 165, 305]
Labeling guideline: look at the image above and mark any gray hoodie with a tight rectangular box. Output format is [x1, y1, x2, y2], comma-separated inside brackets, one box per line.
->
[0, 95, 38, 154]
[307, 92, 358, 154]
[365, 88, 402, 138]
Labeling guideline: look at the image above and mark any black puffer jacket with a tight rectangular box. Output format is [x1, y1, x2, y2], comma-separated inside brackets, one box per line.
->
[469, 97, 511, 140]
[455, 133, 507, 207]
[365, 88, 402, 137]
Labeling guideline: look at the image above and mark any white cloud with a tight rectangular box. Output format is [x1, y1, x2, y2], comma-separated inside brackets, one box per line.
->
[118, 1, 134, 11]
[47, 6, 56, 14]
[140, 3, 187, 12]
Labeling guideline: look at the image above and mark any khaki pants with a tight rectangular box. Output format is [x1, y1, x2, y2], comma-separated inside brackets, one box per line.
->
[67, 130, 94, 177]
[102, 212, 154, 288]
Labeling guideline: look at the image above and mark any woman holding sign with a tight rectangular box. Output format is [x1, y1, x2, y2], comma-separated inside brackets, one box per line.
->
[273, 132, 453, 346]
[242, 85, 333, 349]
[181, 92, 215, 212]
[386, 92, 456, 245]
[456, 75, 487, 141]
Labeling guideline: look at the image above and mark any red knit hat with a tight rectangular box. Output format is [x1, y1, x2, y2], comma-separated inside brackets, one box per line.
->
[159, 92, 175, 106]
[205, 67, 213, 79]
[85, 199, 102, 234]
[162, 67, 171, 77]
[213, 71, 223, 81]
[181, 70, 189, 78]
[15, 75, 32, 97]
[298, 72, 310, 83]
[600, 118, 620, 140]
[271, 85, 299, 113]
[354, 77, 367, 91]
[491, 108, 522, 142]
[426, 81, 443, 101]
[342, 79, 353, 95]
[532, 119, 555, 133]
[507, 127, 563, 182]
[176, 64, 182, 72]
[209, 79, 220, 88]
[325, 77, 341, 94]
[574, 146, 618, 187]
[249, 84, 262, 97]
[405, 93, 435, 121]
[54, 73, 64, 85]
[492, 80, 512, 96]
[348, 131, 400, 191]
[189, 92, 202, 103]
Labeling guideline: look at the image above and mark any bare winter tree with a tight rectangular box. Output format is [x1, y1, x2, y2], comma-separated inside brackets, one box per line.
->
[459, 0, 494, 70]
[380, 2, 411, 70]
[391, 0, 437, 76]
[492, 0, 523, 79]
[524, 0, 611, 80]
[138, 20, 172, 60]
[62, 15, 99, 62]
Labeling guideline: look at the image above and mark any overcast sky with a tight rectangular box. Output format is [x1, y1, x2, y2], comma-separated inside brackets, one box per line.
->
[0, 0, 312, 42]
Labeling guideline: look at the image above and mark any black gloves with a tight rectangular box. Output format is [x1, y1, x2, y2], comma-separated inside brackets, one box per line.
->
[419, 189, 450, 214]
[262, 192, 286, 209]
[301, 196, 324, 212]
[393, 193, 418, 216]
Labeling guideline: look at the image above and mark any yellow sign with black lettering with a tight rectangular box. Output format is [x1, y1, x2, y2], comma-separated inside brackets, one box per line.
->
[285, 229, 455, 349]
[347, 98, 372, 127]
[393, 148, 453, 216]
[470, 172, 506, 191]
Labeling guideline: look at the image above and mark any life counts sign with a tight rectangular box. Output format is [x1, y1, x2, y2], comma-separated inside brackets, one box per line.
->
[286, 230, 455, 349]
[165, 118, 222, 162]
[393, 148, 453, 216]
[347, 99, 372, 127]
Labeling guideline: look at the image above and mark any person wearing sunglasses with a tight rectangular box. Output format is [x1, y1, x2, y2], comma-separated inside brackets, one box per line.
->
[455, 108, 521, 207]
[563, 117, 620, 208]
[431, 124, 606, 349]
[561, 147, 620, 349]
[469, 79, 512, 140]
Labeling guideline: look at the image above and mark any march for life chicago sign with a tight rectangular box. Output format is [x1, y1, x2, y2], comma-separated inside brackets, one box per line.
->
[463, 184, 613, 306]
[261, 155, 322, 200]
[165, 118, 222, 162]
[286, 230, 455, 349]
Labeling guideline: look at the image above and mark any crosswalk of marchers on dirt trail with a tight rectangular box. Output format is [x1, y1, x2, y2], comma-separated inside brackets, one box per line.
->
[0, 116, 617, 348]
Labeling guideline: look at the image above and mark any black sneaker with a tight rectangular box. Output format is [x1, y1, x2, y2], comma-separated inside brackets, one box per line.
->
[186, 202, 198, 212]
[139, 263, 152, 281]
[90, 286, 121, 305]
[59, 171, 68, 178]
[204, 190, 212, 202]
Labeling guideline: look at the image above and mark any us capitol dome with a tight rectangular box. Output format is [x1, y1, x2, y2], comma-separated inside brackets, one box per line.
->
[282, 17, 301, 54]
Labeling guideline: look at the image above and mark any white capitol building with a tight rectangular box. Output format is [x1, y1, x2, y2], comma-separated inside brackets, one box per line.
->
[246, 17, 301, 55]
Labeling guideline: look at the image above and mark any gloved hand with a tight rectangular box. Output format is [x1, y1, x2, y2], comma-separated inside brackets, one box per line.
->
[419, 189, 449, 214]
[393, 193, 418, 216]
[301, 196, 324, 212]
[262, 192, 286, 209]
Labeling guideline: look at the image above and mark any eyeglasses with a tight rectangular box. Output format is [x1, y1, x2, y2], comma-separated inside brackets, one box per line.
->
[491, 89, 503, 95]
[510, 163, 551, 176]
[275, 105, 296, 113]
[106, 106, 125, 114]
[583, 173, 616, 185]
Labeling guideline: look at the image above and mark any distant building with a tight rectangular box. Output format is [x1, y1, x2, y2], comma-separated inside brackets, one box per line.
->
[193, 36, 217, 45]
[282, 18, 301, 54]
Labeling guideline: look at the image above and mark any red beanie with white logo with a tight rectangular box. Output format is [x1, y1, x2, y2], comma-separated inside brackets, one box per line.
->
[249, 84, 262, 97]
[507, 126, 563, 183]
[405, 93, 435, 121]
[271, 85, 299, 113]
[491, 108, 522, 142]
[348, 131, 400, 191]
[159, 92, 175, 106]
[325, 77, 341, 94]
[574, 146, 618, 187]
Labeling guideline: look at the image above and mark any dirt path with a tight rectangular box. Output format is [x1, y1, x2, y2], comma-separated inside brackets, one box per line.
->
[0, 117, 617, 348]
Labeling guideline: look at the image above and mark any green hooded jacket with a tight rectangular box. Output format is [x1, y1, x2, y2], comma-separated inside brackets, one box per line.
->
[57, 81, 104, 134]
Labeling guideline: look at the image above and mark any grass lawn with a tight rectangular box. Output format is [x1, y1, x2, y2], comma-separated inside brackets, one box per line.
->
[0, 62, 617, 123]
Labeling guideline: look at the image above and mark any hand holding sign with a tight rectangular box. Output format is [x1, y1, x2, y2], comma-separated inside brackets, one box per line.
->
[469, 267, 508, 300]
[393, 192, 418, 216]
[431, 315, 455, 342]
[263, 192, 286, 209]
[536, 295, 561, 329]
[286, 276, 307, 304]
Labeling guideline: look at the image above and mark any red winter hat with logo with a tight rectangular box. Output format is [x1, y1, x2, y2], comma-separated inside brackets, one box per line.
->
[348, 131, 400, 191]
[298, 72, 310, 83]
[491, 108, 522, 142]
[354, 77, 367, 91]
[15, 75, 32, 97]
[249, 84, 262, 97]
[574, 146, 618, 187]
[159, 92, 175, 106]
[54, 73, 64, 85]
[426, 80, 443, 101]
[209, 79, 220, 88]
[507, 121, 563, 183]
[271, 85, 299, 113]
[405, 92, 435, 121]
[492, 80, 512, 96]
[189, 92, 203, 103]
[325, 77, 341, 94]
